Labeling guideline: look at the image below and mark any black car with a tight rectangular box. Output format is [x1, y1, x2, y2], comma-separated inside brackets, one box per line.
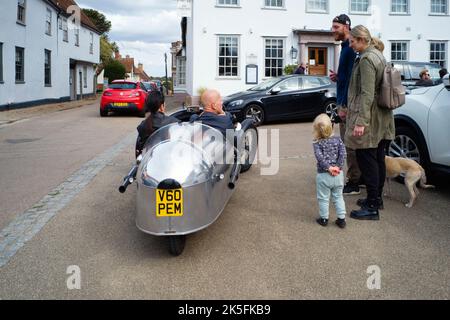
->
[222, 75, 337, 126]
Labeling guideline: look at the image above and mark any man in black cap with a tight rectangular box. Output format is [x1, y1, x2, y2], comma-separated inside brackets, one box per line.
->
[329, 14, 361, 196]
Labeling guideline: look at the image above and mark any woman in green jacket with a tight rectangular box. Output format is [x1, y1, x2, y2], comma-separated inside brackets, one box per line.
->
[345, 25, 395, 221]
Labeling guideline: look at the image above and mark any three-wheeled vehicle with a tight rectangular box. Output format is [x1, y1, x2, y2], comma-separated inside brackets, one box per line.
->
[119, 108, 258, 256]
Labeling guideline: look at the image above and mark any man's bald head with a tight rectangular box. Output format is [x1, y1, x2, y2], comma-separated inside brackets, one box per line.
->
[201, 89, 224, 115]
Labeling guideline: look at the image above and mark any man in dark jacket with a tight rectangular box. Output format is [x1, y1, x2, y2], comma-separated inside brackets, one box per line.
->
[190, 89, 234, 137]
[329, 14, 361, 196]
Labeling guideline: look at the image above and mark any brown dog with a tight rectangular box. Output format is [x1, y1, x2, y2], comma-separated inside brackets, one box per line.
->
[385, 156, 435, 208]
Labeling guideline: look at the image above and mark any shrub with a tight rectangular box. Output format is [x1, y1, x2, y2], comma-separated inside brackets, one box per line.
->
[104, 60, 126, 83]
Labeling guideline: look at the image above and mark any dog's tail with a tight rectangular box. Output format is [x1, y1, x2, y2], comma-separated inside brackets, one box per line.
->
[420, 168, 435, 189]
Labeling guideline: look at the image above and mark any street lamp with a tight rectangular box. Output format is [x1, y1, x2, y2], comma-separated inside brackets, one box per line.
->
[290, 46, 298, 60]
[164, 53, 169, 95]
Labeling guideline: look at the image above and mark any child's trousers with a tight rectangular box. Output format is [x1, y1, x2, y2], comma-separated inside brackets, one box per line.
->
[316, 171, 346, 220]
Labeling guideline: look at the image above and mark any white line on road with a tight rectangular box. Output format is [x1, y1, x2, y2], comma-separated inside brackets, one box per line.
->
[0, 132, 136, 268]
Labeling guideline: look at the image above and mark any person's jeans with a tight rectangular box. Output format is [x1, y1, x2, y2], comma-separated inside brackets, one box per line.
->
[316, 171, 347, 220]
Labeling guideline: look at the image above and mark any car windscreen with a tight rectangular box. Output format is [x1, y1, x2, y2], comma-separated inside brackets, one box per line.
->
[109, 83, 137, 90]
[248, 78, 282, 91]
[410, 65, 441, 80]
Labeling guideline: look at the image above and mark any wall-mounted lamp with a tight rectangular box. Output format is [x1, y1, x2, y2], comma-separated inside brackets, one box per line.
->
[290, 46, 298, 60]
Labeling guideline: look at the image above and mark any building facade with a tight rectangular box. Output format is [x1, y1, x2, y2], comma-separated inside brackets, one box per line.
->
[0, 0, 101, 110]
[182, 0, 450, 99]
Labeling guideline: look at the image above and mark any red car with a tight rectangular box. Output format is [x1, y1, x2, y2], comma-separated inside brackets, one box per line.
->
[100, 80, 149, 117]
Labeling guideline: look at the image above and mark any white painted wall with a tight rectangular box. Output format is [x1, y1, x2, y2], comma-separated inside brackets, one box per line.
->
[0, 0, 100, 107]
[186, 0, 450, 97]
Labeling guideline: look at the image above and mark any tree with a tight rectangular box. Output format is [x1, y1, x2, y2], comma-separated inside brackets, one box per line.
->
[104, 60, 126, 83]
[82, 9, 111, 35]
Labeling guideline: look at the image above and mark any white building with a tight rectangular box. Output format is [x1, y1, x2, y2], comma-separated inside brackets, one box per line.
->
[181, 0, 450, 99]
[0, 0, 101, 110]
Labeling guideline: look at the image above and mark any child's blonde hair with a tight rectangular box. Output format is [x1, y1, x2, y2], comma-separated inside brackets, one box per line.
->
[313, 114, 334, 141]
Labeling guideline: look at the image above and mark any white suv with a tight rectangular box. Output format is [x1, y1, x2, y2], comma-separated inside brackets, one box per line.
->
[389, 75, 450, 175]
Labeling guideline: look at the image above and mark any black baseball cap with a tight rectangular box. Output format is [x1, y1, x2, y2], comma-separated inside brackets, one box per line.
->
[333, 14, 351, 29]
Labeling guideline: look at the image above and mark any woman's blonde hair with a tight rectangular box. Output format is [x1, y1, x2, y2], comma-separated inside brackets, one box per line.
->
[313, 114, 333, 141]
[350, 25, 385, 52]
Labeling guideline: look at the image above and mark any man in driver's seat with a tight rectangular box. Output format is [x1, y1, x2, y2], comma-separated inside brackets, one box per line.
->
[190, 89, 234, 137]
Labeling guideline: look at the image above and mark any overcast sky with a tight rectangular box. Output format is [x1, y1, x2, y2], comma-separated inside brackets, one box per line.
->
[78, 0, 181, 77]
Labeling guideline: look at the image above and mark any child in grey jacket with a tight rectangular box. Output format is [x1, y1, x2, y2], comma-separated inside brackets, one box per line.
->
[312, 114, 347, 228]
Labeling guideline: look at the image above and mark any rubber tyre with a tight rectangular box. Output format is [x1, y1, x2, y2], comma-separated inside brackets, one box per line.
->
[240, 126, 258, 173]
[324, 100, 338, 122]
[168, 235, 186, 256]
[138, 108, 146, 118]
[100, 108, 108, 117]
[245, 104, 265, 126]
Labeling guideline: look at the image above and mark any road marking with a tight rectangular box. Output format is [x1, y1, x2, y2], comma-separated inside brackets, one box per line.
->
[0, 132, 136, 268]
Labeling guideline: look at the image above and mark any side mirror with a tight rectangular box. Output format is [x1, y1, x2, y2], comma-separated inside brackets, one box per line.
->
[401, 75, 405, 81]
[270, 87, 281, 95]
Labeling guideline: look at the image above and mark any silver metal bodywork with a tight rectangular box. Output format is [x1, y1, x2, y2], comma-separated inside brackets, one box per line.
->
[135, 122, 237, 236]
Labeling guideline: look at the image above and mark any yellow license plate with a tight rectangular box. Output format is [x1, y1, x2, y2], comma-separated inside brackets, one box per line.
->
[113, 103, 128, 107]
[156, 189, 183, 217]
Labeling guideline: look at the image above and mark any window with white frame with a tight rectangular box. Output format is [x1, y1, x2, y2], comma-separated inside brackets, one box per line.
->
[83, 66, 88, 88]
[75, 28, 80, 46]
[15, 47, 25, 82]
[45, 8, 52, 35]
[63, 18, 68, 42]
[350, 0, 370, 13]
[176, 57, 186, 86]
[265, 0, 284, 8]
[391, 41, 409, 61]
[89, 33, 94, 54]
[0, 43, 3, 82]
[217, 0, 239, 6]
[391, 0, 409, 14]
[430, 42, 447, 68]
[17, 0, 26, 24]
[44, 50, 51, 86]
[218, 36, 239, 77]
[306, 0, 328, 13]
[265, 38, 284, 77]
[431, 0, 448, 14]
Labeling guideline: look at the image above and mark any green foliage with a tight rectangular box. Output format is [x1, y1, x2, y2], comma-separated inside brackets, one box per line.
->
[284, 64, 298, 75]
[82, 9, 111, 35]
[104, 60, 126, 83]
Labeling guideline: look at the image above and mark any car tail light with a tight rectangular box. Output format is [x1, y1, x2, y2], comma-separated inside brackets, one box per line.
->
[103, 91, 112, 96]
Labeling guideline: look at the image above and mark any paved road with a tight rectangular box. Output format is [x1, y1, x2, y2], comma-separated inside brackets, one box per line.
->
[0, 102, 449, 299]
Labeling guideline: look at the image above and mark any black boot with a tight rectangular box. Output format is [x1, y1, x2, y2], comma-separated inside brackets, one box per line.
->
[351, 199, 380, 221]
[356, 197, 384, 210]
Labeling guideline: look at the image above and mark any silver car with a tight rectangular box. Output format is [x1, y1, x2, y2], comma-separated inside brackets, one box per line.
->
[119, 119, 258, 256]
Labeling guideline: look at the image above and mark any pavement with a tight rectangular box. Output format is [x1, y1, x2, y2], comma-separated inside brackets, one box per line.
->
[0, 97, 449, 299]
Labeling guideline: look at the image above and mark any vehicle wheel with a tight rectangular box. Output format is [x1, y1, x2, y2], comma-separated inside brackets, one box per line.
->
[245, 105, 265, 126]
[100, 108, 108, 117]
[138, 108, 146, 118]
[168, 235, 186, 256]
[324, 100, 338, 122]
[240, 125, 258, 173]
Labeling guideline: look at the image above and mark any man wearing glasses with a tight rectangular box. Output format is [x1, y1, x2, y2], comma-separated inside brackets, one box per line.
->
[415, 69, 434, 87]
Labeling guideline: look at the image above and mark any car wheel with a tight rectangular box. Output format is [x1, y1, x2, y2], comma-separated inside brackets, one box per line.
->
[324, 101, 338, 122]
[138, 108, 146, 118]
[100, 108, 108, 117]
[168, 235, 186, 257]
[245, 104, 265, 126]
[388, 126, 425, 165]
[240, 125, 258, 173]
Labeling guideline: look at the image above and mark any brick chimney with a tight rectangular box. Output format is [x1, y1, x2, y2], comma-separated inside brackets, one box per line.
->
[138, 63, 143, 72]
[126, 55, 130, 59]
[114, 51, 121, 60]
